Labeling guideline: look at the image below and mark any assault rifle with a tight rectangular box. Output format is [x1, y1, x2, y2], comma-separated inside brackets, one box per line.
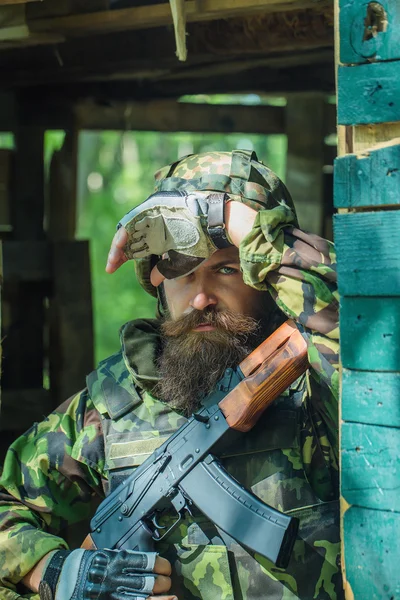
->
[82, 320, 308, 569]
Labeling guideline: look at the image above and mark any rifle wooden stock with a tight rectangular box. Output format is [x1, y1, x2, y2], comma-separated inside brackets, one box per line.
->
[219, 320, 308, 432]
[81, 534, 96, 549]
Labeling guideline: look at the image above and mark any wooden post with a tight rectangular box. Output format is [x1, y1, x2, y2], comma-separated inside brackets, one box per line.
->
[47, 128, 94, 405]
[285, 92, 326, 235]
[169, 0, 187, 61]
[334, 1, 400, 598]
[2, 116, 45, 390]
[0, 102, 49, 456]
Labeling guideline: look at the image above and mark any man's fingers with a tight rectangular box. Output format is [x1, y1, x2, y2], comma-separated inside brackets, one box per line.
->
[147, 596, 177, 600]
[115, 226, 128, 248]
[105, 253, 128, 273]
[154, 556, 172, 576]
[106, 228, 129, 273]
[150, 264, 166, 288]
[152, 574, 172, 594]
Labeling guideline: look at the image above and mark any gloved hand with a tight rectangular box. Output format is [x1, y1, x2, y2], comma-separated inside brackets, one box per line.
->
[117, 190, 232, 278]
[38, 548, 175, 600]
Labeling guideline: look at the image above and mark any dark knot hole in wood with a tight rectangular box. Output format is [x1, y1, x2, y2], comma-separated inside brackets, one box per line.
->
[363, 2, 388, 42]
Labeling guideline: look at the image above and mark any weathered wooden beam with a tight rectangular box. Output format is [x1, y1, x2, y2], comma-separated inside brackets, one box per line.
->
[0, 149, 12, 227]
[169, 0, 187, 61]
[48, 129, 78, 240]
[340, 296, 400, 371]
[342, 421, 400, 512]
[335, 211, 400, 297]
[338, 60, 400, 125]
[285, 92, 326, 234]
[339, 0, 400, 65]
[75, 100, 286, 134]
[342, 369, 400, 428]
[48, 241, 94, 405]
[28, 0, 332, 37]
[18, 61, 333, 101]
[1, 110, 45, 393]
[336, 3, 400, 598]
[334, 139, 400, 208]
[2, 240, 51, 281]
[0, 0, 40, 4]
[0, 388, 53, 432]
[342, 507, 400, 600]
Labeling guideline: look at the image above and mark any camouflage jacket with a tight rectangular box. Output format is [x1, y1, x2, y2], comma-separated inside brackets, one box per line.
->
[0, 214, 342, 600]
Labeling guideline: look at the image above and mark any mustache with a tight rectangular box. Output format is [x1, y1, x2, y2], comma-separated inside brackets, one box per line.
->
[161, 308, 260, 338]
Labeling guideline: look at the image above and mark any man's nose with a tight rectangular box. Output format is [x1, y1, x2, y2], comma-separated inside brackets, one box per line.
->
[189, 279, 218, 311]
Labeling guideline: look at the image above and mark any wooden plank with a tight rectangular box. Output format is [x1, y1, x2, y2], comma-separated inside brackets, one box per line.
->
[340, 0, 400, 65]
[334, 141, 400, 208]
[0, 388, 53, 432]
[351, 122, 400, 153]
[2, 240, 51, 281]
[48, 129, 78, 240]
[0, 1, 40, 4]
[341, 421, 400, 511]
[0, 149, 12, 227]
[48, 241, 94, 405]
[29, 0, 332, 36]
[343, 506, 400, 600]
[169, 0, 187, 62]
[12, 122, 44, 240]
[334, 211, 400, 296]
[340, 297, 400, 371]
[0, 241, 2, 417]
[338, 60, 400, 125]
[342, 369, 400, 428]
[0, 91, 16, 131]
[0, 5, 29, 42]
[75, 100, 286, 134]
[26, 0, 109, 19]
[2, 114, 45, 392]
[285, 93, 325, 234]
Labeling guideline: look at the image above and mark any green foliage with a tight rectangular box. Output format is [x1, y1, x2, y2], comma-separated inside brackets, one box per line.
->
[75, 129, 286, 363]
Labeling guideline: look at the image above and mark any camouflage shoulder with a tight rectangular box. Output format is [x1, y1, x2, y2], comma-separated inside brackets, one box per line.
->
[86, 351, 142, 420]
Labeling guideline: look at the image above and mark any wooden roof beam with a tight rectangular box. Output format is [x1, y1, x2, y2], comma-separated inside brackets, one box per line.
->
[74, 99, 286, 134]
[0, 0, 40, 4]
[29, 0, 332, 37]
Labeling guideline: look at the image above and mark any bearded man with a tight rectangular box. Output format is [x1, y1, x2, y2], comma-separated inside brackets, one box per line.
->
[0, 150, 343, 600]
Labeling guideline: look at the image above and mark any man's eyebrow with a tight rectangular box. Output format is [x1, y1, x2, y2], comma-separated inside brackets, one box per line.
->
[210, 260, 240, 271]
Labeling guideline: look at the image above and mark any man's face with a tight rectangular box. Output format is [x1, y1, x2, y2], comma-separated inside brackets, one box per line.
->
[155, 248, 281, 414]
[162, 247, 266, 322]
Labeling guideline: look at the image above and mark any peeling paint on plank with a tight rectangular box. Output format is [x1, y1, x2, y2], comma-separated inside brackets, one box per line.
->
[334, 143, 400, 208]
[340, 0, 400, 64]
[340, 297, 400, 370]
[342, 369, 400, 427]
[343, 506, 400, 599]
[334, 212, 400, 295]
[338, 60, 400, 124]
[341, 421, 400, 511]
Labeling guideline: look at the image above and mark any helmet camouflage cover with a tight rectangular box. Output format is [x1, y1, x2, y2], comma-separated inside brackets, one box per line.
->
[134, 149, 297, 298]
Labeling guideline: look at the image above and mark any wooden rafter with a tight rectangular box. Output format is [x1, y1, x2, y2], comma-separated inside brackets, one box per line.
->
[170, 0, 187, 61]
[0, 0, 39, 4]
[28, 0, 332, 37]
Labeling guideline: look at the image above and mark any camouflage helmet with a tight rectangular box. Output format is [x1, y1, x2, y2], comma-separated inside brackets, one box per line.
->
[134, 149, 297, 298]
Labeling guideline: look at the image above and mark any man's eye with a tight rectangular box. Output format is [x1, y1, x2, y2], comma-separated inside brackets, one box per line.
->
[218, 266, 238, 275]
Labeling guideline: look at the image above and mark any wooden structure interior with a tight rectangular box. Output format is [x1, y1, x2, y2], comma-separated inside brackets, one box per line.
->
[3, 0, 400, 597]
[0, 0, 337, 457]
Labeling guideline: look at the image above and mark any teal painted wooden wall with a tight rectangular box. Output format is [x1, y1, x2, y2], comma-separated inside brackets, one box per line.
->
[338, 0, 400, 125]
[336, 2, 400, 597]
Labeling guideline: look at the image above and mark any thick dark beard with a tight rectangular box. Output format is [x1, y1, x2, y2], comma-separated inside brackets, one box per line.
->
[154, 308, 265, 415]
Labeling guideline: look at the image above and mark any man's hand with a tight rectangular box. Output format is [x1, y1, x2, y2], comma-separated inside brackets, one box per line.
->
[106, 200, 257, 286]
[32, 548, 176, 600]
